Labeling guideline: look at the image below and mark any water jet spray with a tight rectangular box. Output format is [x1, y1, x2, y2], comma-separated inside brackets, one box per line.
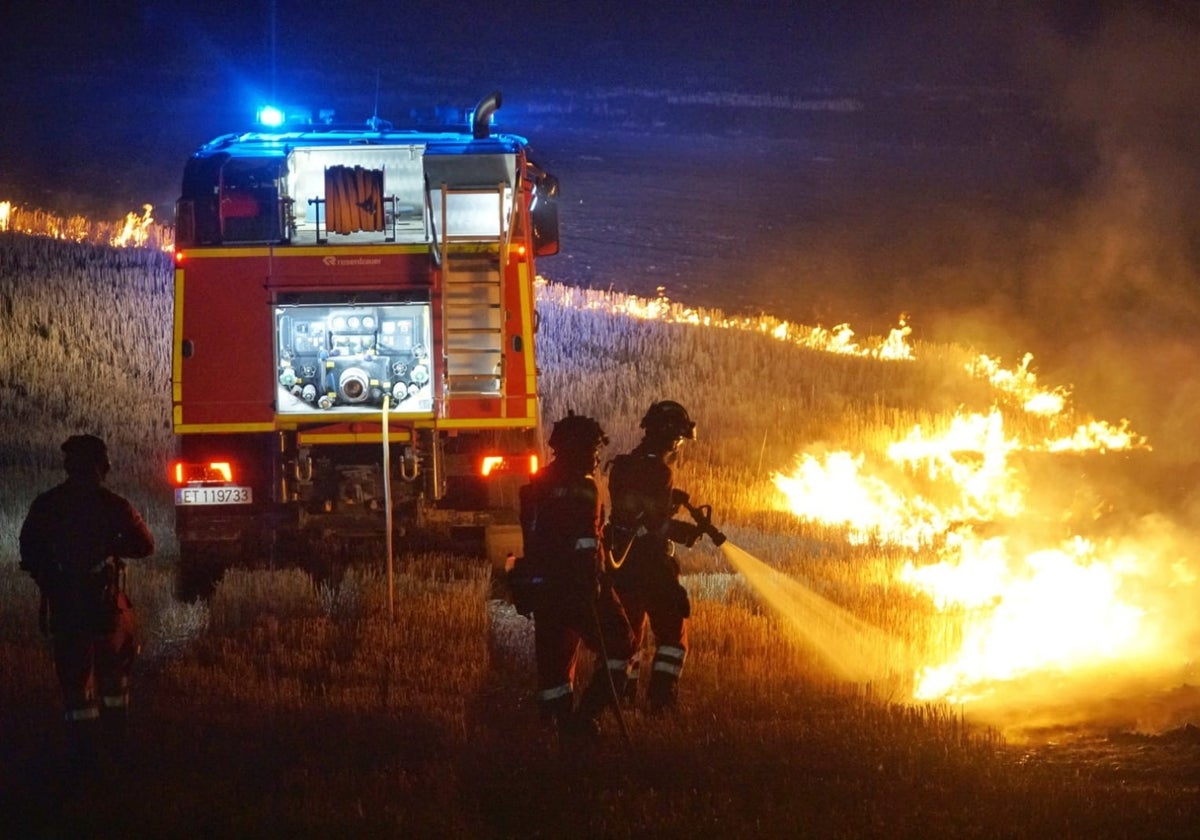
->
[715, 540, 913, 689]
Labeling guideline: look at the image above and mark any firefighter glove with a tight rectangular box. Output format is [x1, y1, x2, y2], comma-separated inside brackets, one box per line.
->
[665, 518, 703, 547]
[506, 558, 541, 618]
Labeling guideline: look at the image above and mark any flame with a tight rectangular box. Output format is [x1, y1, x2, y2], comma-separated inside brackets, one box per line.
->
[773, 384, 1158, 705]
[775, 407, 1145, 552]
[886, 410, 1026, 521]
[773, 451, 946, 549]
[537, 279, 915, 361]
[0, 199, 171, 250]
[967, 352, 1068, 414]
[898, 533, 1152, 703]
[538, 274, 1166, 710]
[111, 204, 156, 247]
[1043, 418, 1145, 453]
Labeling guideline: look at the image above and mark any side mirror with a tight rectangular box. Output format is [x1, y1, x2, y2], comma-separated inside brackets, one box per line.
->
[531, 174, 560, 256]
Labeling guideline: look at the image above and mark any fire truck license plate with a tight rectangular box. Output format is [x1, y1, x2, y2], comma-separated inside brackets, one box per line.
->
[175, 487, 253, 506]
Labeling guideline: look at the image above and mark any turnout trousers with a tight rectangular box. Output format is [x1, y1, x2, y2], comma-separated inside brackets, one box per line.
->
[52, 594, 138, 761]
[534, 584, 636, 726]
[614, 572, 689, 712]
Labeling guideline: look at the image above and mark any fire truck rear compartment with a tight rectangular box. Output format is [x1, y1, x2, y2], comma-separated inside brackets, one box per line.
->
[172, 95, 552, 591]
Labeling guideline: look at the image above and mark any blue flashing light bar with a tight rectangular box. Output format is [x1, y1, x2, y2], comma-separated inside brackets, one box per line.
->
[257, 105, 285, 128]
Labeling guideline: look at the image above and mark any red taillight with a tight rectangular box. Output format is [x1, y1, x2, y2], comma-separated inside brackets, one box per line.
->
[479, 454, 539, 477]
[173, 249, 184, 263]
[171, 460, 234, 486]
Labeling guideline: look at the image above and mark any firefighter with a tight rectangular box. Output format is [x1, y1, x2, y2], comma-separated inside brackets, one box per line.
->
[606, 400, 704, 714]
[18, 435, 155, 770]
[512, 413, 636, 741]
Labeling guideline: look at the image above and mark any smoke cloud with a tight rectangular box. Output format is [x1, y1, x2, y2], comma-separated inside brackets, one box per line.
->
[977, 5, 1200, 459]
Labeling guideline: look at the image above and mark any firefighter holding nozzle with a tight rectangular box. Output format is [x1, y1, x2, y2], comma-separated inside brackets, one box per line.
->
[19, 435, 155, 771]
[510, 413, 636, 741]
[607, 401, 722, 714]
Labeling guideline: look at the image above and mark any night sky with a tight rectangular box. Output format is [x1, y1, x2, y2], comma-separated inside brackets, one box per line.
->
[3, 1, 1199, 446]
[1, 1, 1119, 215]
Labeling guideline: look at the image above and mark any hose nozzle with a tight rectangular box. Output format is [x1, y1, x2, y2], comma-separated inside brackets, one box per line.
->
[683, 500, 727, 546]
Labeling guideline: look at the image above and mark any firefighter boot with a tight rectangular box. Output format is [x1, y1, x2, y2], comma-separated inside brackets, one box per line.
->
[573, 664, 628, 737]
[539, 690, 575, 735]
[647, 645, 685, 714]
[647, 669, 680, 715]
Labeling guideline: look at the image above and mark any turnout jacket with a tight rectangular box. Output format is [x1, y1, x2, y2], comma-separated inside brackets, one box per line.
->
[518, 458, 604, 594]
[19, 477, 155, 635]
[607, 446, 678, 564]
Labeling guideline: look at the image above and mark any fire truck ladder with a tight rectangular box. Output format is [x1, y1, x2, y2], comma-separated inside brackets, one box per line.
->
[438, 182, 513, 399]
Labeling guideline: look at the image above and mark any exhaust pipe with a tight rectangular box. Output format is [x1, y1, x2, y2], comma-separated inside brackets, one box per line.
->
[472, 90, 502, 139]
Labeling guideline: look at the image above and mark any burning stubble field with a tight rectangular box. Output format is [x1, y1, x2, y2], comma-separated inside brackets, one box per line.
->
[3, 224, 1200, 838]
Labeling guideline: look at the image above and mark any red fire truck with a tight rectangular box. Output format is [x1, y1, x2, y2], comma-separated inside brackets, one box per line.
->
[169, 92, 557, 577]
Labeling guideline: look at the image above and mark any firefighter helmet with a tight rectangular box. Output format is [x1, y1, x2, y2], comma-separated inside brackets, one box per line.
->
[639, 400, 696, 441]
[61, 434, 111, 476]
[547, 412, 609, 454]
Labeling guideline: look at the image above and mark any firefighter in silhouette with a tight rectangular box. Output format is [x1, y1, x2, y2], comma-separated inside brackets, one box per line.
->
[511, 412, 636, 740]
[606, 401, 704, 713]
[19, 435, 155, 769]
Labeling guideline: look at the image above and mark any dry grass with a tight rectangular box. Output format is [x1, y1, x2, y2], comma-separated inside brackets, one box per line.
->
[2, 231, 1199, 837]
[0, 231, 176, 549]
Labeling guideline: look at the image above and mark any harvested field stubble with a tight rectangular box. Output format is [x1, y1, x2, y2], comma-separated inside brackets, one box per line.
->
[2, 233, 1200, 837]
